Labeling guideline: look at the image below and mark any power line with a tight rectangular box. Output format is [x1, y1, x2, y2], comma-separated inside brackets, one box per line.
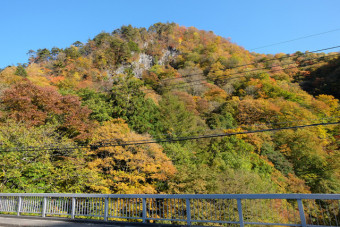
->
[250, 28, 340, 51]
[89, 116, 340, 146]
[90, 122, 339, 148]
[113, 45, 340, 96]
[1, 116, 337, 152]
[158, 45, 340, 83]
[240, 116, 339, 129]
[1, 121, 338, 152]
[142, 51, 340, 93]
[142, 52, 340, 93]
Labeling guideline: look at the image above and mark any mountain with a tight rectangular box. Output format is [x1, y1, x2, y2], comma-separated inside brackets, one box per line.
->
[0, 22, 339, 194]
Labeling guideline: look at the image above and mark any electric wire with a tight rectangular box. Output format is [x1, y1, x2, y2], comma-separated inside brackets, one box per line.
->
[142, 52, 340, 93]
[158, 45, 340, 83]
[2, 116, 339, 150]
[111, 45, 340, 96]
[249, 28, 340, 51]
[2, 116, 337, 151]
[90, 116, 340, 146]
[1, 120, 338, 153]
[81, 121, 340, 148]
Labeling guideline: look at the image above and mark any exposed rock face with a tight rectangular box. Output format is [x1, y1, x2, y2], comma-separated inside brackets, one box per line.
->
[114, 47, 179, 78]
[114, 65, 127, 75]
[158, 47, 179, 65]
[139, 53, 154, 68]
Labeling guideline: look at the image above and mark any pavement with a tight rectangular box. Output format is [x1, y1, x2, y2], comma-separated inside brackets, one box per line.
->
[0, 216, 182, 227]
[0, 216, 119, 226]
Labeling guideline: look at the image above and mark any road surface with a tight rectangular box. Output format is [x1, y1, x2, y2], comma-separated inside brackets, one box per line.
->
[0, 216, 183, 227]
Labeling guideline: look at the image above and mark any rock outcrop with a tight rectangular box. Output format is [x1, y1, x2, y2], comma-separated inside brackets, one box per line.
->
[114, 47, 179, 78]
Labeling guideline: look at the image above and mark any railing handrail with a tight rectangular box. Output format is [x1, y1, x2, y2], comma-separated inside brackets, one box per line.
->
[0, 193, 339, 226]
[0, 193, 339, 200]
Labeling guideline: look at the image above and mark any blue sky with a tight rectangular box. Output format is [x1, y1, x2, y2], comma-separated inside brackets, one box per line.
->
[1, 0, 339, 68]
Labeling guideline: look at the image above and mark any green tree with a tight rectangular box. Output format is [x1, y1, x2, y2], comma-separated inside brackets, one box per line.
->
[110, 75, 161, 134]
[76, 88, 113, 122]
[157, 94, 206, 138]
[36, 48, 51, 62]
[64, 46, 81, 59]
[0, 121, 96, 193]
[274, 129, 340, 193]
[14, 64, 27, 77]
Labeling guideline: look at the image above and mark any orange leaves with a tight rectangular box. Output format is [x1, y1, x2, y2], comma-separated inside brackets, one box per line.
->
[172, 91, 198, 114]
[49, 75, 65, 84]
[235, 98, 281, 124]
[204, 83, 228, 103]
[195, 96, 210, 114]
[88, 119, 176, 194]
[299, 70, 310, 77]
[286, 173, 310, 193]
[1, 80, 93, 141]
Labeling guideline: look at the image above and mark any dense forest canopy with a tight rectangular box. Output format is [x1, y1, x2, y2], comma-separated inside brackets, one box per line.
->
[0, 23, 339, 196]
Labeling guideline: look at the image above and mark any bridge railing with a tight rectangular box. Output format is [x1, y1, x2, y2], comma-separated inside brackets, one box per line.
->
[0, 193, 339, 226]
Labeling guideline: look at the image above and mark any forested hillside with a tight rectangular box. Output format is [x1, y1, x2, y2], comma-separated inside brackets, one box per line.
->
[0, 23, 339, 194]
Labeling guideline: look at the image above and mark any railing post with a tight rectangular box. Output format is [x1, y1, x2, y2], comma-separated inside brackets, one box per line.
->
[142, 198, 147, 223]
[17, 196, 22, 216]
[186, 198, 191, 226]
[104, 197, 109, 221]
[42, 197, 47, 217]
[71, 197, 76, 219]
[237, 199, 244, 227]
[297, 199, 307, 227]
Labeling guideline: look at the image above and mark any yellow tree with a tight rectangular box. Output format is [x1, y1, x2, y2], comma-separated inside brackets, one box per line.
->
[88, 119, 176, 194]
[0, 67, 22, 85]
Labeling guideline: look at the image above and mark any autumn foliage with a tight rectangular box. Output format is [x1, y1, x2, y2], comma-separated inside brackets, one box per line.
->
[1, 80, 93, 140]
[88, 119, 176, 194]
[0, 23, 339, 196]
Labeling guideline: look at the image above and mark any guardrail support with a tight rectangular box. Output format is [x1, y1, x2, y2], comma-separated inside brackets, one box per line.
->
[297, 199, 307, 227]
[237, 199, 244, 227]
[71, 197, 76, 219]
[186, 198, 191, 226]
[104, 197, 109, 221]
[17, 196, 22, 216]
[42, 197, 47, 217]
[142, 198, 147, 223]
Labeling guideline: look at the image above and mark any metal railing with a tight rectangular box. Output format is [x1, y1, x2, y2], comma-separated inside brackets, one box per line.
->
[0, 193, 339, 226]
